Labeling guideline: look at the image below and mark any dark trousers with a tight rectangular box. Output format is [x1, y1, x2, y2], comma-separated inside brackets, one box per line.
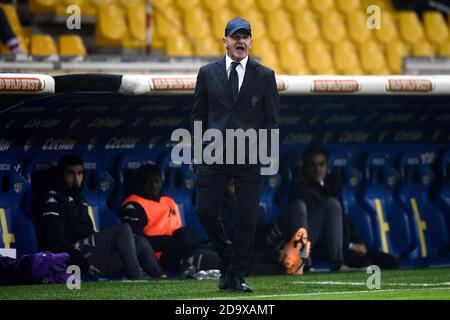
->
[196, 164, 264, 276]
[76, 224, 164, 279]
[148, 227, 220, 272]
[0, 8, 15, 43]
[344, 248, 399, 269]
[270, 198, 344, 270]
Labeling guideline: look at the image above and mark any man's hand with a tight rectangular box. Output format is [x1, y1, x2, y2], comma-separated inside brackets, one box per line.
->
[87, 264, 100, 275]
[350, 243, 367, 256]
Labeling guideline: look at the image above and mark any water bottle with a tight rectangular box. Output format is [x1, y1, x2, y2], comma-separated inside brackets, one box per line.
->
[192, 269, 221, 280]
[193, 270, 207, 280]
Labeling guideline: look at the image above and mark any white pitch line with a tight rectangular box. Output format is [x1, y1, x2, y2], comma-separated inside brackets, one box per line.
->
[293, 281, 450, 287]
[293, 281, 365, 286]
[198, 287, 450, 300]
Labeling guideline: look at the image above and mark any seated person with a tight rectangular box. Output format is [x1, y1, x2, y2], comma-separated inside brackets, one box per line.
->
[35, 155, 165, 280]
[287, 144, 345, 271]
[343, 212, 398, 269]
[289, 144, 398, 271]
[222, 177, 311, 276]
[0, 7, 22, 54]
[120, 164, 221, 275]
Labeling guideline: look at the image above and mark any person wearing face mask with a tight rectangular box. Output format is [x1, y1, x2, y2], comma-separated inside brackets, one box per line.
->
[191, 17, 280, 293]
[120, 164, 221, 276]
[35, 155, 165, 280]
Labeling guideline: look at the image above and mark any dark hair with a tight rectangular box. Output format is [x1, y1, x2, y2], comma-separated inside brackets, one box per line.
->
[134, 164, 162, 190]
[57, 154, 84, 171]
[302, 144, 329, 165]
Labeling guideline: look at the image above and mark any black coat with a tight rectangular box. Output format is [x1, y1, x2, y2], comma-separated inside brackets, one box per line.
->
[36, 187, 94, 272]
[191, 56, 280, 164]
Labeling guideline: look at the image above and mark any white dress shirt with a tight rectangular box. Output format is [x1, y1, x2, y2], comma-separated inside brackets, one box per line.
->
[225, 55, 248, 92]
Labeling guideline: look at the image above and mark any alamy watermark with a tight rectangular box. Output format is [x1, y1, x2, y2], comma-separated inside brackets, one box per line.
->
[66, 265, 81, 290]
[366, 265, 381, 290]
[66, 5, 81, 30]
[170, 121, 279, 175]
[367, 5, 382, 30]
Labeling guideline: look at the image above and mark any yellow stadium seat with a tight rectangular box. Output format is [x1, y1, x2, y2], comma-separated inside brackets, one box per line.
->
[28, 0, 57, 14]
[139, 11, 163, 49]
[154, 6, 182, 39]
[56, 0, 97, 17]
[267, 10, 294, 44]
[174, 0, 200, 11]
[152, 0, 173, 6]
[184, 7, 210, 41]
[149, 22, 165, 50]
[423, 11, 449, 45]
[362, 0, 393, 11]
[321, 10, 347, 44]
[293, 10, 320, 43]
[336, 0, 360, 14]
[413, 41, 436, 56]
[202, 0, 227, 12]
[91, 0, 116, 5]
[260, 50, 282, 75]
[58, 35, 86, 55]
[438, 41, 450, 56]
[151, 0, 173, 11]
[398, 11, 425, 45]
[31, 34, 57, 55]
[306, 39, 335, 74]
[126, 4, 145, 42]
[359, 40, 388, 75]
[116, 0, 145, 8]
[194, 36, 221, 56]
[95, 5, 128, 47]
[386, 41, 409, 74]
[250, 37, 275, 57]
[310, 0, 335, 14]
[211, 9, 236, 39]
[347, 11, 373, 44]
[122, 3, 157, 49]
[333, 41, 362, 75]
[278, 39, 309, 75]
[283, 0, 308, 14]
[239, 11, 266, 40]
[0, 4, 25, 37]
[229, 0, 256, 15]
[165, 33, 193, 56]
[257, 0, 281, 13]
[374, 11, 399, 44]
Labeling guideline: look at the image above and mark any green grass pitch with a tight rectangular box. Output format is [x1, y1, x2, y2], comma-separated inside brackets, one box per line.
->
[1, 268, 450, 300]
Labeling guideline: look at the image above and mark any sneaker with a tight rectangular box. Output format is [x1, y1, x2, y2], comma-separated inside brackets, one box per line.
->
[278, 227, 311, 275]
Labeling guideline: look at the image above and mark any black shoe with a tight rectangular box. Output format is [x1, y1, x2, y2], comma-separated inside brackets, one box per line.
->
[218, 272, 228, 290]
[228, 275, 253, 293]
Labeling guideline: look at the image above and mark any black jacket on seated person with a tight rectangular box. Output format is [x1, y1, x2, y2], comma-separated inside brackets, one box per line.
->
[35, 168, 93, 272]
[289, 171, 344, 211]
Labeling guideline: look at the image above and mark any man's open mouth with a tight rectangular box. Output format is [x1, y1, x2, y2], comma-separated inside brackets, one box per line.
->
[236, 45, 245, 53]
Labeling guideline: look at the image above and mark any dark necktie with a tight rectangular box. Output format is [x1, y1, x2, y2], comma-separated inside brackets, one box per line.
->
[229, 61, 240, 101]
